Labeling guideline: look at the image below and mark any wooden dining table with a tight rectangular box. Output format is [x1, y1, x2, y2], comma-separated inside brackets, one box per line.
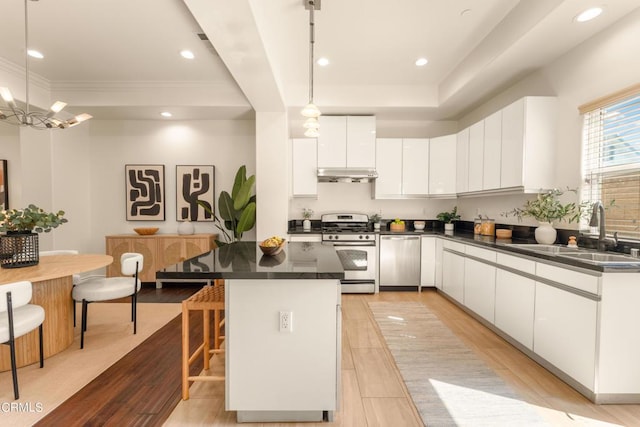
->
[0, 254, 113, 371]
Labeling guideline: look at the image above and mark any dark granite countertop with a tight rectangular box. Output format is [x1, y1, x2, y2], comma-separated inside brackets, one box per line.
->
[156, 241, 344, 281]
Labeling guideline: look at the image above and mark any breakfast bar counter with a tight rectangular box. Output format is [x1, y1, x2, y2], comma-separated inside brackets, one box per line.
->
[158, 241, 344, 423]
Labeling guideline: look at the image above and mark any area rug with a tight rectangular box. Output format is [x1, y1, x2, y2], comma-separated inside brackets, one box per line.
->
[368, 301, 548, 426]
[0, 303, 181, 427]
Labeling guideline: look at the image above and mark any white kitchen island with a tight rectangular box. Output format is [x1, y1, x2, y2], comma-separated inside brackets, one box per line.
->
[157, 241, 344, 422]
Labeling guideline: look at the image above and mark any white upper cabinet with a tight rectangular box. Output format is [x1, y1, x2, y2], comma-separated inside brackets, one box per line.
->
[345, 116, 376, 168]
[375, 138, 429, 198]
[402, 138, 429, 196]
[429, 134, 456, 196]
[456, 128, 469, 194]
[291, 138, 318, 198]
[317, 116, 347, 168]
[318, 116, 375, 168]
[483, 110, 502, 191]
[501, 97, 557, 190]
[468, 121, 484, 192]
[458, 95, 558, 195]
[375, 138, 403, 197]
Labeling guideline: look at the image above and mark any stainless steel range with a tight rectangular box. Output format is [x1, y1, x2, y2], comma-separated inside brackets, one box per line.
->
[321, 213, 377, 294]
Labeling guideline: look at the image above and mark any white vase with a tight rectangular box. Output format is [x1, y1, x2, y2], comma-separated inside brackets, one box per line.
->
[178, 220, 195, 235]
[535, 222, 557, 244]
[444, 223, 454, 231]
[303, 219, 311, 231]
[374, 223, 381, 231]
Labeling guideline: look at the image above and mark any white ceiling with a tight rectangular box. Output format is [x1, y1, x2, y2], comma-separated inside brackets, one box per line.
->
[0, 0, 638, 125]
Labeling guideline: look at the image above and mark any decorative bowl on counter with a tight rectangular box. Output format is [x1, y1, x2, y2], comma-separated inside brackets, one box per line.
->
[134, 227, 159, 235]
[495, 229, 512, 239]
[414, 221, 425, 230]
[259, 237, 286, 256]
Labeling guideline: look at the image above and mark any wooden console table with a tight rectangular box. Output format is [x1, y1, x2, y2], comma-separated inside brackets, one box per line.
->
[0, 254, 113, 371]
[105, 234, 216, 286]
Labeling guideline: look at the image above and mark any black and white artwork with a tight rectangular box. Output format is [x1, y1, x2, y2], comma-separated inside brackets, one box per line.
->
[0, 160, 7, 210]
[176, 165, 215, 221]
[125, 164, 165, 221]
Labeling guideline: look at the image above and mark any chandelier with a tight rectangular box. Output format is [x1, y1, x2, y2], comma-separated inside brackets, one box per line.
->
[0, 0, 92, 129]
[301, 0, 321, 137]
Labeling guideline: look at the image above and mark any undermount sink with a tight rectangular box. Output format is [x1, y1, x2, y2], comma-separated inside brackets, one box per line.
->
[506, 244, 583, 255]
[503, 244, 640, 266]
[558, 252, 640, 265]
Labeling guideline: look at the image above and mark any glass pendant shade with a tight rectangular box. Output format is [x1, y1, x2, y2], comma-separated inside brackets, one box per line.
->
[303, 117, 320, 130]
[304, 127, 320, 138]
[301, 102, 321, 118]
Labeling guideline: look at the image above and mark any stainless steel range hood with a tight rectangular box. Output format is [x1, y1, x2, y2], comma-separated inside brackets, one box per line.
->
[317, 168, 378, 183]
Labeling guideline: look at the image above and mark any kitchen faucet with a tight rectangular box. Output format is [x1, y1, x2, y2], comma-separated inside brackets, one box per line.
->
[589, 201, 618, 251]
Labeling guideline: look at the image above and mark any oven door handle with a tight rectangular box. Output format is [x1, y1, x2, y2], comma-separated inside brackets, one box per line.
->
[325, 241, 376, 247]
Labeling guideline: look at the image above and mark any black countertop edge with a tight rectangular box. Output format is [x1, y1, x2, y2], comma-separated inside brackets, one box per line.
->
[436, 231, 640, 273]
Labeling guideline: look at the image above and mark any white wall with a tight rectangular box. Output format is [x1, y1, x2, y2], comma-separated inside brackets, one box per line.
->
[255, 112, 288, 241]
[86, 119, 256, 254]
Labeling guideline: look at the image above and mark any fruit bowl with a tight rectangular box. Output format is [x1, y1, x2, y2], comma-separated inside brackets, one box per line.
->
[134, 227, 159, 235]
[259, 238, 286, 256]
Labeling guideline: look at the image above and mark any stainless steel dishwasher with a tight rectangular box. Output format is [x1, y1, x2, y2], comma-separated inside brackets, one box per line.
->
[379, 235, 421, 290]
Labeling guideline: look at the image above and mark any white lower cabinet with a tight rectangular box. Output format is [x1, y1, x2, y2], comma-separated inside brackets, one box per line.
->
[434, 238, 443, 289]
[420, 236, 436, 288]
[463, 258, 496, 323]
[534, 282, 597, 390]
[442, 250, 464, 303]
[495, 269, 535, 350]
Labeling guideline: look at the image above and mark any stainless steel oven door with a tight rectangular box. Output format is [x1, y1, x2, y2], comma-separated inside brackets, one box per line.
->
[328, 242, 377, 293]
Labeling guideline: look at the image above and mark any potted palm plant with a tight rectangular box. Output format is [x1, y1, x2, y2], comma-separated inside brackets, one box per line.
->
[0, 204, 68, 268]
[436, 206, 460, 231]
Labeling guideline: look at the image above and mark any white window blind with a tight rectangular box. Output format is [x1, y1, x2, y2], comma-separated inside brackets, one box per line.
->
[582, 91, 640, 239]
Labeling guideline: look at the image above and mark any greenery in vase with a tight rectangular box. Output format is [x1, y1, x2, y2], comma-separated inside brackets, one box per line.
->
[503, 188, 589, 223]
[436, 206, 460, 224]
[369, 213, 382, 223]
[198, 165, 256, 244]
[0, 204, 68, 233]
[302, 208, 313, 220]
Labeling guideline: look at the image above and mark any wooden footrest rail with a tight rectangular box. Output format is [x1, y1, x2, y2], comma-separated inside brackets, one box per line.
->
[181, 281, 225, 400]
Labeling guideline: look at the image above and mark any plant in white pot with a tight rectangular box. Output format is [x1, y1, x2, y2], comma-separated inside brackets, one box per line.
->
[437, 206, 460, 231]
[0, 204, 68, 268]
[369, 213, 382, 231]
[503, 189, 585, 244]
[302, 208, 313, 231]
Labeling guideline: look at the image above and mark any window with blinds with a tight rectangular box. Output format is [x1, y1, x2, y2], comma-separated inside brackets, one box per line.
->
[581, 89, 640, 239]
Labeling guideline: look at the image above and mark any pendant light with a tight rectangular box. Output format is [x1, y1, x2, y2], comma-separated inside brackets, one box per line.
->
[302, 0, 321, 137]
[0, 0, 92, 129]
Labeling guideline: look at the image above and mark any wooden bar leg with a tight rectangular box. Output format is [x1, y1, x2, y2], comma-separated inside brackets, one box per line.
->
[203, 309, 211, 370]
[181, 304, 190, 400]
[214, 309, 221, 350]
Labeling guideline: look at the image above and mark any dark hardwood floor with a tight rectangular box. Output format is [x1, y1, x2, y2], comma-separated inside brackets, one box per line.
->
[36, 290, 205, 427]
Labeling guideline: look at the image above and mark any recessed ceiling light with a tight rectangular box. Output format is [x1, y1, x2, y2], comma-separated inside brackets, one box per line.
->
[415, 58, 429, 67]
[460, 9, 471, 17]
[160, 112, 172, 118]
[317, 57, 329, 67]
[27, 49, 43, 59]
[180, 50, 195, 59]
[575, 7, 603, 22]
